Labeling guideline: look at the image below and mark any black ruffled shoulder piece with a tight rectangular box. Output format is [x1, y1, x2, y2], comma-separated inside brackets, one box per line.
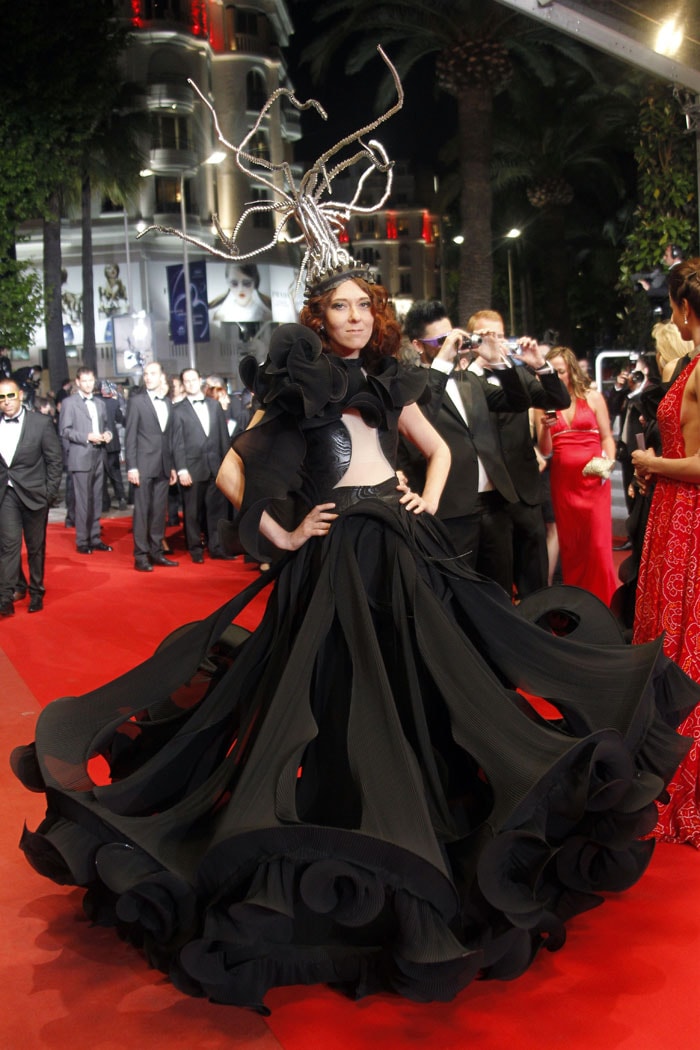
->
[366, 357, 428, 410]
[240, 323, 348, 421]
[341, 357, 428, 431]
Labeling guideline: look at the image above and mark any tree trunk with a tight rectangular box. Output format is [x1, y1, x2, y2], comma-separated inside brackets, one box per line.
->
[457, 85, 494, 324]
[81, 172, 97, 372]
[43, 193, 68, 391]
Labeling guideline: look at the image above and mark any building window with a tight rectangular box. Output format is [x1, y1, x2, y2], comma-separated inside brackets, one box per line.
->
[397, 217, 410, 237]
[142, 1, 183, 21]
[399, 273, 412, 294]
[225, 6, 259, 47]
[154, 176, 196, 216]
[151, 113, 190, 151]
[100, 197, 123, 215]
[247, 131, 270, 163]
[246, 70, 268, 112]
[398, 244, 411, 267]
[356, 217, 377, 238]
[251, 187, 273, 228]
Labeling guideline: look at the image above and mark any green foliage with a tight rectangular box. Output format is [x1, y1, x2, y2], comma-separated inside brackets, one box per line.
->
[0, 0, 131, 378]
[0, 257, 42, 352]
[617, 85, 698, 346]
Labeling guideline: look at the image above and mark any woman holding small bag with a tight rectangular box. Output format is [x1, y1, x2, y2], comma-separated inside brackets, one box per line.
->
[536, 346, 617, 604]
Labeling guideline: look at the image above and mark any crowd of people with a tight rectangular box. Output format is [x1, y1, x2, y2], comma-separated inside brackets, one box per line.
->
[7, 50, 700, 1014]
[5, 260, 700, 1011]
[0, 364, 255, 614]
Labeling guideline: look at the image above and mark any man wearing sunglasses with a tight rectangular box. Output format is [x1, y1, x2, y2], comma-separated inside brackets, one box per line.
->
[401, 300, 532, 593]
[0, 380, 63, 615]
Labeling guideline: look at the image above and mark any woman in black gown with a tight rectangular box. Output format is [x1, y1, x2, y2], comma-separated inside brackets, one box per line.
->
[11, 271, 700, 1011]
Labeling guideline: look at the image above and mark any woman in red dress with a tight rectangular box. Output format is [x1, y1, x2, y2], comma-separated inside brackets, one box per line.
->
[633, 260, 700, 847]
[536, 347, 618, 605]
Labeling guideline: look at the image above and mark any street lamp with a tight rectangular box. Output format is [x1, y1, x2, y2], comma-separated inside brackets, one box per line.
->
[505, 228, 521, 336]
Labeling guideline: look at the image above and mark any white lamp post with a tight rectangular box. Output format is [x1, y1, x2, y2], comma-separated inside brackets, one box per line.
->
[505, 228, 521, 336]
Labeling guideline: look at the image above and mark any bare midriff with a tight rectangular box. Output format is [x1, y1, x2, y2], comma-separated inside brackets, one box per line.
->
[333, 409, 395, 488]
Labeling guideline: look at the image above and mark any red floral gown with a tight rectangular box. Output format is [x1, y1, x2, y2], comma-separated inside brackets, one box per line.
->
[549, 398, 618, 605]
[634, 356, 700, 846]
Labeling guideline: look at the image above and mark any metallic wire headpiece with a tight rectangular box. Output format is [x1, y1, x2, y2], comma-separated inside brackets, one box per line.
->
[138, 46, 403, 300]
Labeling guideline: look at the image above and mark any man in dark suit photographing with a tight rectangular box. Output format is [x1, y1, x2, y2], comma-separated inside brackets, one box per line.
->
[0, 379, 63, 615]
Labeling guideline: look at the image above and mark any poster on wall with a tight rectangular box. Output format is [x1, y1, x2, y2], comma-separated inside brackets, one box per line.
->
[113, 314, 153, 377]
[166, 259, 210, 344]
[31, 260, 134, 351]
[206, 261, 300, 327]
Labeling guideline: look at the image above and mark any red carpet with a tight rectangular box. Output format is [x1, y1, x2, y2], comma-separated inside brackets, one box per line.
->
[1, 519, 698, 1049]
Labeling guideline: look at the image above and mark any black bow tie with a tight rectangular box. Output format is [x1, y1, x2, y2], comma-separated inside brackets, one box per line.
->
[3, 416, 21, 423]
[82, 396, 93, 401]
[154, 396, 164, 401]
[192, 398, 205, 404]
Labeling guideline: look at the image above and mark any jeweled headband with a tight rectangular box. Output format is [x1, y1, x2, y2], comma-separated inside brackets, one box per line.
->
[138, 47, 403, 301]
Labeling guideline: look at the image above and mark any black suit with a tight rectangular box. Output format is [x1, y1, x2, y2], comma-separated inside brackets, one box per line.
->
[399, 363, 529, 591]
[125, 391, 173, 560]
[488, 364, 570, 597]
[95, 393, 126, 509]
[0, 410, 63, 603]
[59, 392, 110, 548]
[171, 397, 230, 557]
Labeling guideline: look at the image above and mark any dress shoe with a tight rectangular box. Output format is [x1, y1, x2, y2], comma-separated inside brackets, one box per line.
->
[0, 601, 15, 617]
[118, 499, 127, 510]
[76, 545, 92, 554]
[613, 540, 633, 551]
[190, 550, 204, 564]
[92, 542, 113, 552]
[65, 518, 75, 528]
[209, 552, 237, 561]
[12, 589, 27, 602]
[28, 596, 43, 613]
[134, 559, 153, 572]
[152, 553, 179, 567]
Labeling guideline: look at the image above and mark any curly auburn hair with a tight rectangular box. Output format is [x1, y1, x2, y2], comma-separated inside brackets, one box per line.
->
[299, 278, 402, 373]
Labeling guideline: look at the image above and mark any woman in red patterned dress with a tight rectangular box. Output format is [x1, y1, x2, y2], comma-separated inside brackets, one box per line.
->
[633, 259, 700, 847]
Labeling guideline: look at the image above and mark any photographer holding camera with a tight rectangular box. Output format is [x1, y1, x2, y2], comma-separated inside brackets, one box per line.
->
[399, 300, 537, 593]
[632, 244, 684, 320]
[466, 310, 570, 597]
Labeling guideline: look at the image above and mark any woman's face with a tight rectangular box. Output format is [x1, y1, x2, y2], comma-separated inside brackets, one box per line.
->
[323, 280, 374, 358]
[226, 267, 255, 309]
[550, 355, 570, 389]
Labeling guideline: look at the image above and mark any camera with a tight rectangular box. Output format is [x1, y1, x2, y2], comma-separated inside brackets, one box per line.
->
[506, 337, 522, 355]
[461, 333, 482, 350]
[457, 333, 482, 354]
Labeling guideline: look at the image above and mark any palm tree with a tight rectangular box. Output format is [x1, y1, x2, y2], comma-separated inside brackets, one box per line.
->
[491, 63, 640, 341]
[293, 0, 601, 321]
[76, 87, 147, 371]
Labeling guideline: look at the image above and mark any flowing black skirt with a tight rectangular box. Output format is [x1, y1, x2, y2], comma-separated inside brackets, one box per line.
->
[12, 490, 698, 1011]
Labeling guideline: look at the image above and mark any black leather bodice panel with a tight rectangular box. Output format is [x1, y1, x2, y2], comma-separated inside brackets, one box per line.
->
[302, 419, 353, 497]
